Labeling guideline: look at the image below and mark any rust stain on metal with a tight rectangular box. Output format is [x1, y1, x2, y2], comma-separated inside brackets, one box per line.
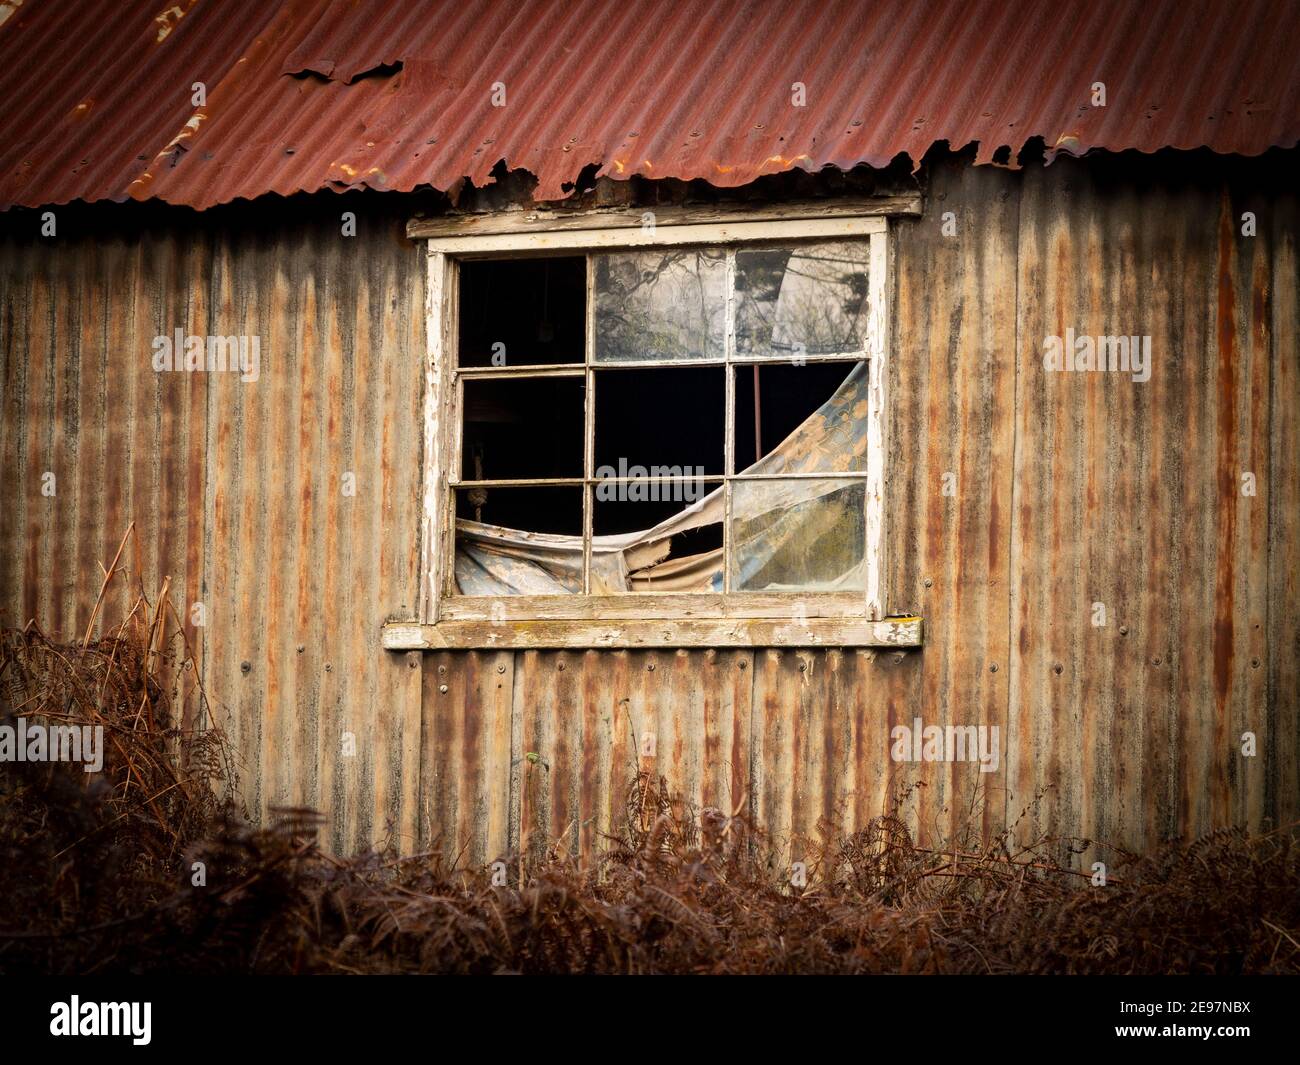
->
[1213, 193, 1238, 719]
[154, 3, 191, 43]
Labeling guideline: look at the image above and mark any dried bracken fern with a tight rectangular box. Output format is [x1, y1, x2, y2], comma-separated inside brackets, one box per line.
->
[1, 541, 1297, 975]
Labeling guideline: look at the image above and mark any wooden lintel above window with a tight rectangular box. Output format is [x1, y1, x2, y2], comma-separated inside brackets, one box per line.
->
[382, 615, 922, 651]
[406, 194, 922, 241]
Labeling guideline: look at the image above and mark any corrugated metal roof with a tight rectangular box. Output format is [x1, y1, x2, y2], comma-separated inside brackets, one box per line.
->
[2, 0, 1298, 210]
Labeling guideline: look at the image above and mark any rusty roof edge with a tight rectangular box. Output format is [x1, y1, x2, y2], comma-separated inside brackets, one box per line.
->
[6, 136, 1300, 218]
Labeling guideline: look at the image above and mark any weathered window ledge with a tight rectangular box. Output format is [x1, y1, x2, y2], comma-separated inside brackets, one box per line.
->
[381, 616, 922, 651]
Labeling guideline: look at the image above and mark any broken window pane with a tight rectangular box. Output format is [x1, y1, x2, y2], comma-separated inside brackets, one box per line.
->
[594, 249, 726, 362]
[735, 241, 870, 359]
[734, 361, 868, 472]
[728, 477, 866, 592]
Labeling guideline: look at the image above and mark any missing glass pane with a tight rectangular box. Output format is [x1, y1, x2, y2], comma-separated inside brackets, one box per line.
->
[458, 257, 586, 367]
[734, 361, 867, 471]
[461, 375, 584, 480]
[455, 485, 581, 534]
[735, 241, 870, 359]
[594, 366, 724, 475]
[594, 248, 726, 362]
[594, 480, 718, 534]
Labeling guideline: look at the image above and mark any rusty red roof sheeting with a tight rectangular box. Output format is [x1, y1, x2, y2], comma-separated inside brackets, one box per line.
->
[1, 0, 1298, 210]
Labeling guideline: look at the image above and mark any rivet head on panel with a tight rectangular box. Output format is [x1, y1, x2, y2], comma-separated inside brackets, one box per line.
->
[497, 664, 506, 674]
[1054, 663, 1064, 675]
[1251, 658, 1260, 669]
[296, 645, 304, 654]
[647, 662, 655, 671]
[1152, 657, 1161, 666]
[738, 660, 747, 669]
[325, 663, 332, 672]
[1119, 626, 1129, 636]
[240, 661, 251, 674]
[557, 661, 566, 671]
[439, 684, 449, 694]
[799, 662, 807, 672]
[438, 664, 447, 675]
[408, 653, 419, 668]
[923, 578, 933, 588]
[989, 663, 998, 673]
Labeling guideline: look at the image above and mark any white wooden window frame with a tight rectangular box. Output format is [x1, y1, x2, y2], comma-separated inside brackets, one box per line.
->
[384, 206, 922, 650]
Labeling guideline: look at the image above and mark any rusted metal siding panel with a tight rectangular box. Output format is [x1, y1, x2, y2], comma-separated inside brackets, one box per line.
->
[749, 648, 921, 871]
[440, 645, 918, 870]
[887, 157, 1019, 849]
[0, 199, 426, 856]
[428, 154, 1297, 871]
[420, 650, 511, 863]
[1268, 193, 1299, 834]
[1006, 155, 1288, 861]
[0, 221, 211, 716]
[199, 204, 425, 853]
[490, 648, 756, 868]
[2, 1, 1298, 211]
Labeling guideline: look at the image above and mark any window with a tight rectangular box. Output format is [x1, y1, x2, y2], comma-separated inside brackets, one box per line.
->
[386, 205, 923, 650]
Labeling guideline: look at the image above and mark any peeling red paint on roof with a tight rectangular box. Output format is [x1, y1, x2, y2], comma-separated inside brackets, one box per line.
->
[1, 0, 1298, 210]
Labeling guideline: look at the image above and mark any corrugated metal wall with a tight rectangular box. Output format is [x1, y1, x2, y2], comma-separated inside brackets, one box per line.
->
[3, 150, 1296, 864]
[0, 196, 427, 855]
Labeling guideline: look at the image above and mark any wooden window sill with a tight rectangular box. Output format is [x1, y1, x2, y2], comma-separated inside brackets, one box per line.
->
[381, 615, 922, 651]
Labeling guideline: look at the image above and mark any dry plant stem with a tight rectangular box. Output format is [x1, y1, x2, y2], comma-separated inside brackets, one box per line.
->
[82, 522, 135, 648]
